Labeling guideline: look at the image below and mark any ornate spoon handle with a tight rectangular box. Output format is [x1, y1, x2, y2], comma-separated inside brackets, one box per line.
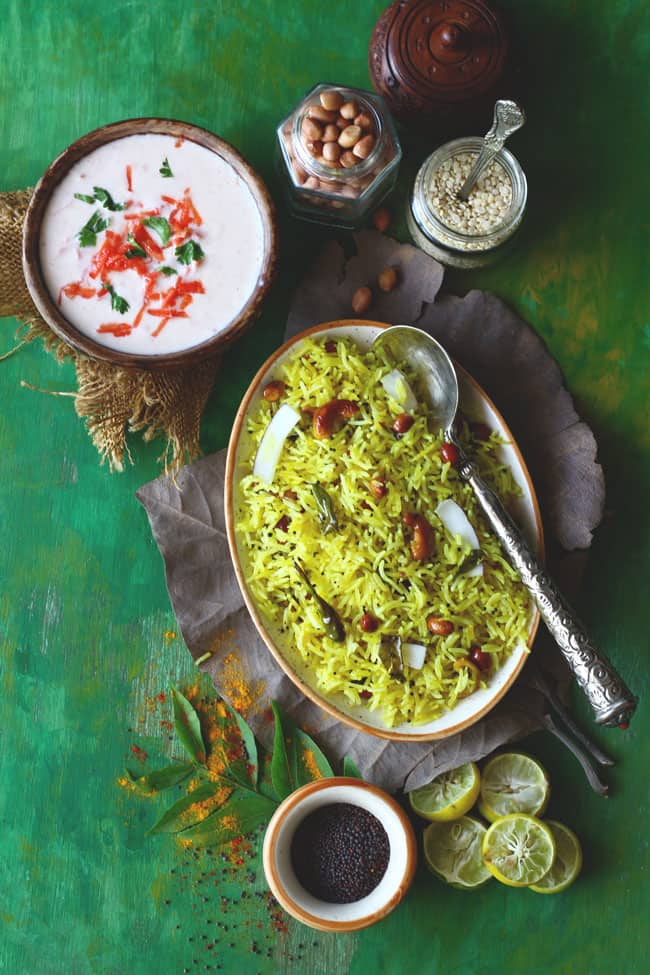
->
[457, 99, 526, 201]
[456, 446, 637, 727]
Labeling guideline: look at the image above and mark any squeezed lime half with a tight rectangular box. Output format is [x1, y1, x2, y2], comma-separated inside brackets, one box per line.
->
[482, 813, 555, 887]
[424, 815, 492, 889]
[478, 752, 550, 823]
[409, 762, 481, 823]
[529, 820, 583, 893]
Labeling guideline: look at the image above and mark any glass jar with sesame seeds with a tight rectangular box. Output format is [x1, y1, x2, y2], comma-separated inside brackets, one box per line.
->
[407, 137, 527, 268]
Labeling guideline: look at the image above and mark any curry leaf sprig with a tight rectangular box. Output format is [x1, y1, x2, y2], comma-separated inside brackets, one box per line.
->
[125, 687, 361, 849]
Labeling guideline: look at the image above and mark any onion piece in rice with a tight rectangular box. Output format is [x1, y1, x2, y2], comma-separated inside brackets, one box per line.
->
[253, 403, 301, 484]
[403, 642, 427, 670]
[380, 368, 418, 413]
[435, 498, 483, 577]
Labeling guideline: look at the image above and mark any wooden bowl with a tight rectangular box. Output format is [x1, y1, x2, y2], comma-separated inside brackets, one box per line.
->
[225, 321, 543, 741]
[22, 117, 278, 371]
[262, 778, 417, 932]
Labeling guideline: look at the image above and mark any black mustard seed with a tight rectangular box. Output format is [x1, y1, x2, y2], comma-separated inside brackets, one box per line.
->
[290, 802, 389, 903]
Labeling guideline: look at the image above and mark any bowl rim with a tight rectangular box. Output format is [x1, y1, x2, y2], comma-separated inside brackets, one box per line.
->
[22, 116, 278, 371]
[225, 320, 543, 741]
[262, 777, 417, 932]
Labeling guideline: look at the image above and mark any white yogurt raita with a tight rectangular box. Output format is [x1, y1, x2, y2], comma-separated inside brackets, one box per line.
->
[40, 133, 265, 354]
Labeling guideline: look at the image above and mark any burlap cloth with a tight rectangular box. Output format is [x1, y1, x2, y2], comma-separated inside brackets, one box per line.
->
[0, 189, 220, 473]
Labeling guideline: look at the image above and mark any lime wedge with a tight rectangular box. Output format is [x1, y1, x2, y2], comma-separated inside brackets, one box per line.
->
[529, 821, 582, 893]
[478, 752, 550, 823]
[424, 816, 492, 889]
[409, 762, 481, 822]
[482, 813, 555, 887]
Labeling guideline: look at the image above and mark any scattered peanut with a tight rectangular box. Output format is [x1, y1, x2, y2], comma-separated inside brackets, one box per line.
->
[305, 140, 323, 158]
[369, 476, 387, 499]
[322, 124, 339, 143]
[351, 286, 372, 314]
[377, 266, 398, 293]
[427, 615, 454, 637]
[440, 441, 461, 466]
[373, 208, 391, 232]
[470, 645, 491, 671]
[263, 380, 286, 402]
[359, 612, 379, 633]
[392, 413, 414, 436]
[276, 515, 290, 533]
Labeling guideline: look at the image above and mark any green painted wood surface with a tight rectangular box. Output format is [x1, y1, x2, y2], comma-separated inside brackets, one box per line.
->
[0, 2, 648, 973]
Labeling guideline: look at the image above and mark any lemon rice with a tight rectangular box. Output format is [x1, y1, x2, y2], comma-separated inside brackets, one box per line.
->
[235, 336, 531, 726]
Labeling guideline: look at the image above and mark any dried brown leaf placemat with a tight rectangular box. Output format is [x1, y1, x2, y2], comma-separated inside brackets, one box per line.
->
[0, 189, 219, 473]
[138, 231, 607, 793]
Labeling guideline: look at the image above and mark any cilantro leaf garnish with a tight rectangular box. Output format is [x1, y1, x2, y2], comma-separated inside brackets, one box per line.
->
[101, 281, 130, 315]
[124, 234, 147, 259]
[175, 239, 205, 265]
[93, 186, 125, 211]
[159, 157, 174, 178]
[143, 216, 172, 246]
[74, 192, 96, 205]
[77, 211, 110, 247]
[158, 266, 177, 276]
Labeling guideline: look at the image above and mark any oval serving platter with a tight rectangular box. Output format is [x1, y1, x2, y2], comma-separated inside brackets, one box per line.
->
[225, 320, 543, 741]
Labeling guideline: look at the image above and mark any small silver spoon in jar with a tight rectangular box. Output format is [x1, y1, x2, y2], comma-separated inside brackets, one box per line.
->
[457, 100, 526, 202]
[372, 325, 637, 729]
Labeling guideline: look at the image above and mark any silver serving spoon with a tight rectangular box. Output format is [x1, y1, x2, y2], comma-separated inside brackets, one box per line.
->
[373, 325, 637, 729]
[457, 99, 526, 202]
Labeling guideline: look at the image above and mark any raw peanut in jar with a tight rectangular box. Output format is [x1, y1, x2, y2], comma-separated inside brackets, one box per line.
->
[354, 112, 374, 130]
[353, 134, 376, 159]
[340, 151, 358, 169]
[308, 104, 339, 124]
[320, 90, 344, 111]
[276, 83, 402, 229]
[322, 142, 341, 164]
[302, 117, 323, 142]
[338, 125, 363, 149]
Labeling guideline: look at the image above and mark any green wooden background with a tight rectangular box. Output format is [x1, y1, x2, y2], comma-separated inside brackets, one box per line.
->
[1, 2, 648, 973]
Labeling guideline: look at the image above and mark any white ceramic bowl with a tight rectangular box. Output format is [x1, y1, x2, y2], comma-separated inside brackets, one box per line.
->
[262, 778, 417, 932]
[225, 320, 543, 741]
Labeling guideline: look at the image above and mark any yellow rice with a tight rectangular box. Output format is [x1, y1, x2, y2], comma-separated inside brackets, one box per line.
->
[236, 337, 531, 727]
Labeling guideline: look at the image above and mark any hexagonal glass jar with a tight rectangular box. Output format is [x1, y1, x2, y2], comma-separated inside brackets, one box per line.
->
[276, 83, 402, 230]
